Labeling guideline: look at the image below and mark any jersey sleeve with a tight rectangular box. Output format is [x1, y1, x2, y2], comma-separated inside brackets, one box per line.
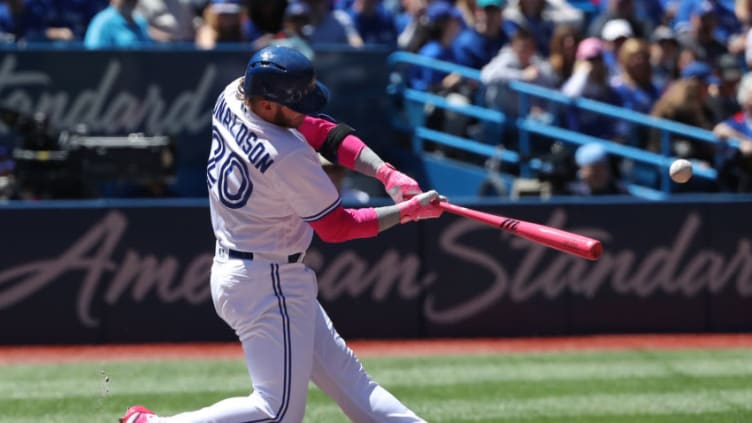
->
[297, 115, 333, 149]
[271, 148, 342, 222]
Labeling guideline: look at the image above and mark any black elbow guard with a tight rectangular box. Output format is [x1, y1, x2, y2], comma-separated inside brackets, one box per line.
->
[319, 123, 356, 164]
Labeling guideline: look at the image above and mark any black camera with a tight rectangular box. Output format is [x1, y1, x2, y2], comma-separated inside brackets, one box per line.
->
[535, 141, 577, 195]
[0, 106, 175, 199]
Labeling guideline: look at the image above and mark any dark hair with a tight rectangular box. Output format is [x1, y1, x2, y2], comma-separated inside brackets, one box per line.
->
[511, 26, 534, 43]
[246, 0, 288, 34]
[406, 12, 456, 52]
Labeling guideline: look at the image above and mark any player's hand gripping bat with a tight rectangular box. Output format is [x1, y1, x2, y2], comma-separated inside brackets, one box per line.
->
[437, 202, 602, 261]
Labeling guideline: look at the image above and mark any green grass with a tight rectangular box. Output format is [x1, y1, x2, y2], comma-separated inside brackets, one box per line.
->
[1, 349, 752, 422]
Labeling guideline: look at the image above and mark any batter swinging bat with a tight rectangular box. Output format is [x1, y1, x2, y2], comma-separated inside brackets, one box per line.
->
[438, 202, 602, 261]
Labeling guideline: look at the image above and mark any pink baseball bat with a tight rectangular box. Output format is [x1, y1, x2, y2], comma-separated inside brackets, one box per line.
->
[438, 202, 602, 261]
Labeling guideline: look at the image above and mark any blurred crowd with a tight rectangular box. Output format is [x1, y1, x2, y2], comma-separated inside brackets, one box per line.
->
[1, 0, 751, 196]
[394, 0, 752, 195]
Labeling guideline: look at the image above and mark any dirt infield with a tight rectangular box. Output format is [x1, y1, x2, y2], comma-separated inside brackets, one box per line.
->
[0, 334, 751, 364]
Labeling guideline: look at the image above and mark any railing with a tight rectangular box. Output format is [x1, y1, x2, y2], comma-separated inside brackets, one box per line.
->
[387, 51, 742, 199]
[387, 51, 505, 142]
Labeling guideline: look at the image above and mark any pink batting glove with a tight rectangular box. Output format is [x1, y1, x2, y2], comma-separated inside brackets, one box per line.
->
[397, 190, 444, 223]
[376, 163, 422, 203]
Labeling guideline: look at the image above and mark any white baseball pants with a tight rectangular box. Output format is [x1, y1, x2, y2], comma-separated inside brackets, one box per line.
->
[159, 255, 426, 423]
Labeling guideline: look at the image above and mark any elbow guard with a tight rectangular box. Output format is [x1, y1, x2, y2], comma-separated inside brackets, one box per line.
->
[319, 122, 356, 165]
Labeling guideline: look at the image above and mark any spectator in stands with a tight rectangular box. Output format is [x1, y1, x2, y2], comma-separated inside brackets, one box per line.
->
[347, 0, 398, 47]
[547, 24, 581, 87]
[411, 1, 462, 78]
[713, 71, 752, 192]
[195, 0, 245, 49]
[137, 0, 199, 42]
[454, 0, 477, 29]
[708, 53, 743, 121]
[505, 0, 584, 29]
[740, 0, 752, 68]
[503, 0, 554, 56]
[734, 0, 752, 28]
[650, 25, 680, 90]
[725, 0, 750, 56]
[611, 38, 661, 147]
[561, 37, 624, 140]
[407, 1, 463, 91]
[674, 0, 740, 46]
[0, 0, 23, 42]
[649, 61, 719, 161]
[395, 0, 427, 50]
[406, 1, 468, 135]
[611, 38, 661, 115]
[677, 44, 701, 71]
[20, 0, 108, 42]
[598, 0, 672, 30]
[84, 0, 153, 48]
[243, 0, 289, 49]
[303, 0, 363, 47]
[600, 18, 633, 77]
[566, 142, 626, 195]
[676, 0, 729, 66]
[268, 1, 316, 60]
[334, 0, 353, 9]
[481, 27, 556, 119]
[588, 0, 650, 40]
[453, 0, 507, 70]
[544, 0, 584, 27]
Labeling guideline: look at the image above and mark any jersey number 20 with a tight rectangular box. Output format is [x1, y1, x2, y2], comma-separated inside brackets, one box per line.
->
[207, 126, 253, 209]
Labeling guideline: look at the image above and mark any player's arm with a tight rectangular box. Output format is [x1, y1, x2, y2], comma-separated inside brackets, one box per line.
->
[297, 115, 421, 202]
[308, 191, 444, 243]
[278, 149, 442, 243]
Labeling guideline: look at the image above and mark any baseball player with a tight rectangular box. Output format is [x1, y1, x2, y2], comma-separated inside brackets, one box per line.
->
[120, 46, 443, 423]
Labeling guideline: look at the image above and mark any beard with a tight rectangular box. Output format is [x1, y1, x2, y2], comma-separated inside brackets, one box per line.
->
[271, 108, 304, 128]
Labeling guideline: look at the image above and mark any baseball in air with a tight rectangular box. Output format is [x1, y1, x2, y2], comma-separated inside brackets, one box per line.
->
[669, 159, 693, 183]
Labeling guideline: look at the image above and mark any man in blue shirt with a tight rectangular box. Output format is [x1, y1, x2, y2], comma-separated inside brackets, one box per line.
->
[673, 0, 739, 45]
[675, 0, 729, 66]
[597, 0, 671, 29]
[504, 0, 554, 56]
[453, 0, 507, 70]
[23, 0, 107, 42]
[347, 0, 397, 47]
[0, 0, 22, 42]
[408, 1, 464, 92]
[84, 0, 152, 48]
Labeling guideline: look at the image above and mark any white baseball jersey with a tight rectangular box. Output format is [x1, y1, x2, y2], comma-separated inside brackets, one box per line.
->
[155, 78, 427, 423]
[207, 79, 341, 257]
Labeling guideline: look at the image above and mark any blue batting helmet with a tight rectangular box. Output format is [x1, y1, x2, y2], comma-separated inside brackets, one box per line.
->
[243, 46, 329, 115]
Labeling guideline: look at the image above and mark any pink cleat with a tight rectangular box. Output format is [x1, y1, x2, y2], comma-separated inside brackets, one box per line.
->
[119, 405, 157, 423]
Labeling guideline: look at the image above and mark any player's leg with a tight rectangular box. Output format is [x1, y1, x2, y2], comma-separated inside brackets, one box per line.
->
[310, 302, 426, 423]
[159, 261, 318, 423]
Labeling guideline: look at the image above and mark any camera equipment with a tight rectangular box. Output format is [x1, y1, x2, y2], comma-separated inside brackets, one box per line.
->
[536, 141, 577, 195]
[0, 106, 175, 199]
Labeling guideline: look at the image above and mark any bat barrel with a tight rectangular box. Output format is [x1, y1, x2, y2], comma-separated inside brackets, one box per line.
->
[517, 221, 602, 261]
[438, 202, 602, 261]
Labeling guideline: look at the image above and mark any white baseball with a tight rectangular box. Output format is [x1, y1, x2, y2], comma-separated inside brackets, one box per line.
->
[669, 159, 693, 183]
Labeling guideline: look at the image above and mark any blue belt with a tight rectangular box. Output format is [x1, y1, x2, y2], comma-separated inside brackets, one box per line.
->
[228, 249, 303, 264]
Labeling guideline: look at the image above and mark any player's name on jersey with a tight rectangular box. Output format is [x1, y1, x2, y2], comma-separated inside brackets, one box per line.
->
[212, 95, 274, 173]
